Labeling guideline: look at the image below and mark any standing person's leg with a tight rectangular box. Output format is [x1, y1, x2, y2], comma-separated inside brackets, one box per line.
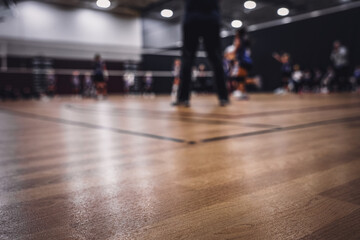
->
[177, 23, 199, 103]
[98, 83, 103, 96]
[95, 82, 99, 96]
[200, 77, 206, 93]
[339, 66, 349, 91]
[333, 68, 341, 92]
[202, 23, 229, 102]
[103, 82, 107, 97]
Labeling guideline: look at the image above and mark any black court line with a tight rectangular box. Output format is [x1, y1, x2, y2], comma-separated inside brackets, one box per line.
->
[66, 102, 360, 120]
[228, 102, 360, 119]
[0, 108, 186, 143]
[200, 116, 360, 143]
[65, 104, 279, 129]
[1, 107, 359, 145]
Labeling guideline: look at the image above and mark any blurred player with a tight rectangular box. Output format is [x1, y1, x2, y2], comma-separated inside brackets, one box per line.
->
[93, 54, 108, 100]
[273, 52, 292, 94]
[171, 59, 182, 104]
[83, 72, 95, 98]
[143, 71, 154, 97]
[352, 65, 360, 92]
[330, 40, 349, 91]
[312, 68, 323, 93]
[72, 71, 81, 98]
[124, 71, 135, 94]
[229, 28, 253, 100]
[302, 68, 313, 93]
[321, 66, 335, 94]
[46, 69, 56, 98]
[291, 64, 303, 93]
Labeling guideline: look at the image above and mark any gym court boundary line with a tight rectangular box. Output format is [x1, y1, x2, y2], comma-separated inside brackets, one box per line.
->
[65, 101, 360, 120]
[1, 108, 360, 145]
[0, 108, 186, 143]
[200, 116, 360, 143]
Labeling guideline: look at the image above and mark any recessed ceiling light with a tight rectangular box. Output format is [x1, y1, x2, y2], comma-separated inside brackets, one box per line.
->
[282, 17, 292, 24]
[277, 7, 289, 16]
[220, 30, 230, 38]
[244, 1, 257, 10]
[161, 9, 173, 18]
[231, 20, 243, 28]
[96, 0, 111, 9]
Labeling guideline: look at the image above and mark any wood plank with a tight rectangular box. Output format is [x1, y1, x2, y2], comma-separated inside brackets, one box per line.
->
[320, 178, 360, 206]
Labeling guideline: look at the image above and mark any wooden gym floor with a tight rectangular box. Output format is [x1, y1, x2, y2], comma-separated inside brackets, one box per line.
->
[0, 94, 360, 239]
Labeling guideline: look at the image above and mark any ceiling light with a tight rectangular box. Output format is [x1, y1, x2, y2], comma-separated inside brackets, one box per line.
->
[277, 7, 289, 16]
[161, 9, 173, 18]
[244, 1, 257, 10]
[220, 30, 230, 38]
[231, 20, 243, 28]
[96, 0, 111, 9]
[282, 17, 292, 24]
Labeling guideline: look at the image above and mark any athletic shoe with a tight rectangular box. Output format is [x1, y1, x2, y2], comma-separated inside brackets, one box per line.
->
[321, 87, 329, 94]
[232, 90, 242, 98]
[236, 93, 249, 100]
[274, 88, 288, 95]
[171, 100, 190, 107]
[219, 99, 230, 107]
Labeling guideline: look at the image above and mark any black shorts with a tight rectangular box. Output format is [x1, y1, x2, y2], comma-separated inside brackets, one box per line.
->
[281, 71, 291, 79]
[281, 72, 291, 84]
[94, 74, 104, 83]
[229, 77, 245, 83]
[236, 76, 245, 83]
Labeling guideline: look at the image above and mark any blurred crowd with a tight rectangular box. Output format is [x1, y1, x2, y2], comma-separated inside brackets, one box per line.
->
[273, 40, 360, 95]
[0, 54, 155, 101]
[2, 39, 359, 102]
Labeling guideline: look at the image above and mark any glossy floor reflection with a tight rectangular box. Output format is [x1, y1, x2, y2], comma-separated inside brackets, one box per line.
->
[0, 94, 360, 239]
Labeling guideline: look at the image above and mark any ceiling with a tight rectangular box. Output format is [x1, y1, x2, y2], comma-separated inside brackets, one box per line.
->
[8, 0, 360, 24]
[144, 0, 360, 29]
[12, 0, 164, 16]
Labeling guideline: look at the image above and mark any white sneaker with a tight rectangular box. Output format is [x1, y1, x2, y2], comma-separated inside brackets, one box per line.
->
[321, 87, 329, 94]
[232, 90, 242, 98]
[238, 93, 249, 100]
[41, 95, 50, 102]
[233, 90, 249, 100]
[274, 88, 287, 95]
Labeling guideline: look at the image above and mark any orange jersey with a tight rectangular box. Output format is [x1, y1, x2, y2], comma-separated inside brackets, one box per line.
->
[173, 77, 180, 85]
